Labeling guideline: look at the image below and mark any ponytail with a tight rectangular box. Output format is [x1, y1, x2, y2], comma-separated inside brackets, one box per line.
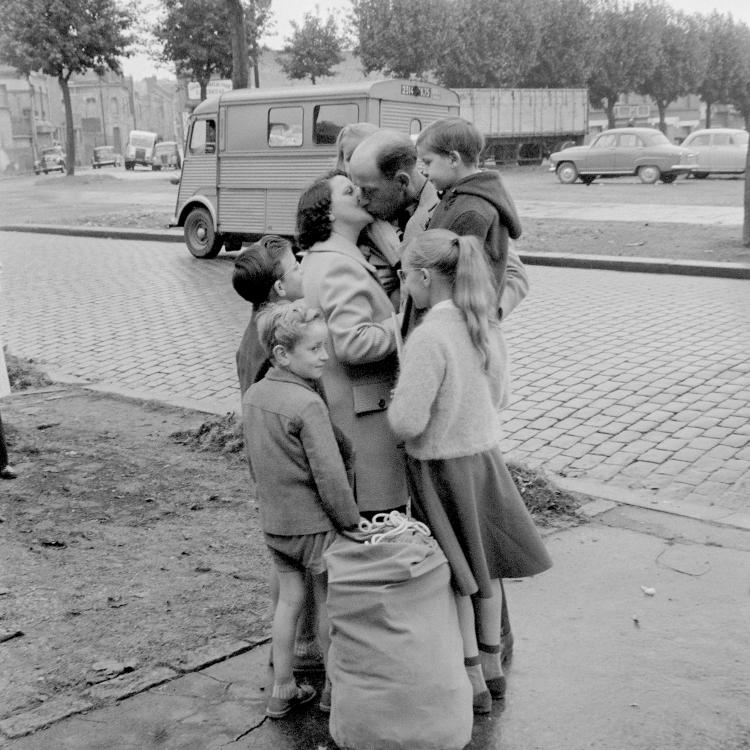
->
[402, 229, 496, 372]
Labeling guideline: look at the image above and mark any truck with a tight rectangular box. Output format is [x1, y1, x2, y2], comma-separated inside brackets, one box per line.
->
[456, 88, 589, 165]
[174, 79, 460, 258]
[124, 130, 160, 170]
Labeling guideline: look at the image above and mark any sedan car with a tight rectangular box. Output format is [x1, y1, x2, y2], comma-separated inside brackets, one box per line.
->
[92, 145, 122, 169]
[680, 128, 748, 178]
[549, 127, 697, 185]
[34, 146, 66, 175]
[152, 141, 181, 170]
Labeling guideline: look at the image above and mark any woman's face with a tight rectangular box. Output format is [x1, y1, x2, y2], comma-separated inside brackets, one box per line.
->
[329, 174, 373, 231]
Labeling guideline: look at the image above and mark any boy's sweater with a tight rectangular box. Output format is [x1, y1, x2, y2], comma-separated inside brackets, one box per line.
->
[388, 303, 506, 460]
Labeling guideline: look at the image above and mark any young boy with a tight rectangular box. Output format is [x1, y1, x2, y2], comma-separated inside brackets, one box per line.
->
[232, 236, 323, 675]
[243, 301, 360, 718]
[232, 235, 304, 395]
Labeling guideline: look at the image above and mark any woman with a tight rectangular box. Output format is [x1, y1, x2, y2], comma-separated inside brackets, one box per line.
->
[297, 171, 406, 515]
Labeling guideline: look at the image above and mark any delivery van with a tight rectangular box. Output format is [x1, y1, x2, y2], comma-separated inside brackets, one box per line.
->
[173, 80, 460, 258]
[124, 130, 160, 170]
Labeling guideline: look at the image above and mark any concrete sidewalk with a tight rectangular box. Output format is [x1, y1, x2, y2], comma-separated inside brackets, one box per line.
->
[1, 502, 748, 749]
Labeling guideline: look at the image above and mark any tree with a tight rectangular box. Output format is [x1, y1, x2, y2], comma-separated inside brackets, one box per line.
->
[635, 5, 706, 134]
[0, 0, 133, 176]
[434, 0, 543, 88]
[587, 0, 662, 129]
[277, 11, 344, 85]
[520, 0, 598, 88]
[696, 12, 745, 129]
[226, 0, 250, 89]
[352, 0, 450, 80]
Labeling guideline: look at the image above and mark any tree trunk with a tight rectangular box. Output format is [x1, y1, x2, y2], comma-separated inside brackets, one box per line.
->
[657, 101, 667, 134]
[59, 74, 75, 177]
[705, 101, 712, 129]
[744, 125, 750, 247]
[227, 0, 249, 89]
[606, 98, 616, 129]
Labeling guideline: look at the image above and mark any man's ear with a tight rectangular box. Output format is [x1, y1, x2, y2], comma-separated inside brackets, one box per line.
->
[395, 171, 411, 190]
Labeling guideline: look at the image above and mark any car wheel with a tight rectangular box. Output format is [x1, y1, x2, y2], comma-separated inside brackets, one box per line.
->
[556, 162, 579, 184]
[692, 171, 709, 179]
[184, 207, 223, 259]
[581, 175, 596, 185]
[637, 165, 661, 184]
[660, 173, 677, 184]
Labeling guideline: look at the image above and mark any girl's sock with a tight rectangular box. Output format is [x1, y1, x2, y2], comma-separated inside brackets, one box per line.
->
[465, 656, 491, 714]
[478, 642, 506, 699]
[272, 679, 299, 700]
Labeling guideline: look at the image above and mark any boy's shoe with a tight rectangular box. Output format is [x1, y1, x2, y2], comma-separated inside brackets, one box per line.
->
[319, 680, 332, 713]
[265, 683, 317, 719]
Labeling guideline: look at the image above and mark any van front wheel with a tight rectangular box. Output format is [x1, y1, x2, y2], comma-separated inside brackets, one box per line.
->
[184, 207, 223, 259]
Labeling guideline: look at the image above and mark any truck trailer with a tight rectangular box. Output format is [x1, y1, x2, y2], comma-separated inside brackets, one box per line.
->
[456, 88, 589, 165]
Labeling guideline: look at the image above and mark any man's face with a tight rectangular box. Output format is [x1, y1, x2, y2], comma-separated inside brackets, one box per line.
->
[349, 159, 410, 222]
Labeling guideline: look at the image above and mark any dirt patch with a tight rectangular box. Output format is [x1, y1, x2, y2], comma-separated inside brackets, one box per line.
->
[0, 387, 270, 720]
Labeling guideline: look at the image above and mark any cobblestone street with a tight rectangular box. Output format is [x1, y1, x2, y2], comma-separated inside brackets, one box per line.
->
[2, 231, 749, 523]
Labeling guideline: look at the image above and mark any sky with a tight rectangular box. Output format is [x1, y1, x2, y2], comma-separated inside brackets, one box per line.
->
[120, 0, 750, 81]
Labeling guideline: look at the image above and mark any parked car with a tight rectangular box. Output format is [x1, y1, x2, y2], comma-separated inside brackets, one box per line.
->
[92, 145, 122, 169]
[34, 146, 66, 175]
[680, 128, 748, 178]
[152, 141, 181, 170]
[549, 127, 697, 185]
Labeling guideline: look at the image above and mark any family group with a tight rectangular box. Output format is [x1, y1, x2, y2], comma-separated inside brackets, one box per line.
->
[233, 117, 553, 722]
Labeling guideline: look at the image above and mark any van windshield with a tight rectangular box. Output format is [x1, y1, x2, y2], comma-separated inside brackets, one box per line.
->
[130, 134, 155, 148]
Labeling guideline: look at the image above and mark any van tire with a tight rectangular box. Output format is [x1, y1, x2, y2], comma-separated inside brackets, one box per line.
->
[184, 207, 223, 258]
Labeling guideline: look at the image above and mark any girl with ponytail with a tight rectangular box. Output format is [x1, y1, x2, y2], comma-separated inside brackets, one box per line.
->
[388, 228, 551, 715]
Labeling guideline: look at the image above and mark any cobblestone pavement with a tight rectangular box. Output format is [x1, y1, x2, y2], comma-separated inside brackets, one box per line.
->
[2, 231, 749, 522]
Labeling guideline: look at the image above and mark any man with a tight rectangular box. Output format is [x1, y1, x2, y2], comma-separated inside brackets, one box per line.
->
[349, 129, 528, 320]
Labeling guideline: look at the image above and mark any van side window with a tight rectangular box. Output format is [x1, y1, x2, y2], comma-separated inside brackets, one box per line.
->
[314, 104, 359, 144]
[189, 119, 216, 155]
[268, 107, 303, 147]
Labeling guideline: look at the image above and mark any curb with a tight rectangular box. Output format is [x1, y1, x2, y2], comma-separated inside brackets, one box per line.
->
[2, 223, 749, 278]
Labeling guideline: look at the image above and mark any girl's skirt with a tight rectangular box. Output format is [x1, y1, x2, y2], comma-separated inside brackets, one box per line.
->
[405, 446, 552, 598]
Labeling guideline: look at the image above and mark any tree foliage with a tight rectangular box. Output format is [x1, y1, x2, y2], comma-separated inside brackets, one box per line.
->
[635, 5, 706, 133]
[352, 0, 450, 80]
[587, 0, 662, 128]
[276, 11, 344, 85]
[0, 0, 133, 176]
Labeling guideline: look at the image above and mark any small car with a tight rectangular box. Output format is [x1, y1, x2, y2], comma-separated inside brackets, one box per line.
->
[34, 146, 66, 175]
[549, 127, 697, 185]
[152, 141, 181, 170]
[680, 128, 748, 178]
[92, 145, 122, 169]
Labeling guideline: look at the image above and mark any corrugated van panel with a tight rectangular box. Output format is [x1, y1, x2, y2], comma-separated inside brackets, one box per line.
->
[380, 102, 458, 131]
[218, 154, 333, 189]
[265, 191, 301, 235]
[176, 158, 217, 217]
[218, 190, 265, 232]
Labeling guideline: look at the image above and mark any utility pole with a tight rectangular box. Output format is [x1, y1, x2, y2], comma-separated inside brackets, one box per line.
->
[98, 74, 108, 145]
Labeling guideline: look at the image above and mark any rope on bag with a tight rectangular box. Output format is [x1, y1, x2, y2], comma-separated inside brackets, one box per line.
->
[357, 511, 435, 547]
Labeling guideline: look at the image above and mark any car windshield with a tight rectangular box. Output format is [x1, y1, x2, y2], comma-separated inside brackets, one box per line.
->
[42, 147, 62, 155]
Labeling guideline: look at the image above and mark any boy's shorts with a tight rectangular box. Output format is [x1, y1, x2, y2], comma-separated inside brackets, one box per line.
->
[264, 530, 337, 575]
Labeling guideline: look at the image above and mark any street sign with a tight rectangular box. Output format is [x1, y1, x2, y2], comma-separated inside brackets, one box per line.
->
[187, 79, 233, 101]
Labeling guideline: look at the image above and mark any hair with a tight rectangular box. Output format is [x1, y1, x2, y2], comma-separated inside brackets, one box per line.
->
[416, 117, 485, 165]
[375, 134, 417, 179]
[295, 169, 346, 250]
[403, 228, 496, 372]
[334, 122, 379, 171]
[255, 300, 324, 359]
[232, 235, 293, 305]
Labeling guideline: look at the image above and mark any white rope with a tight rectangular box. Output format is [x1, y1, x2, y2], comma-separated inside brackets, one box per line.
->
[357, 510, 433, 546]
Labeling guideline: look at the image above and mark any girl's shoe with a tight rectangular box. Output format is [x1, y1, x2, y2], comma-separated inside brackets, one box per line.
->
[265, 683, 317, 719]
[479, 643, 506, 700]
[465, 662, 492, 715]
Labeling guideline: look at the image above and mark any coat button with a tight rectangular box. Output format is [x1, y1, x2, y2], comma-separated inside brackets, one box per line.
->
[378, 398, 386, 408]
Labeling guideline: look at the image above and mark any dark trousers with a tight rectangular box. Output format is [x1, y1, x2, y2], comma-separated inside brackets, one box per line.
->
[0, 409, 9, 469]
